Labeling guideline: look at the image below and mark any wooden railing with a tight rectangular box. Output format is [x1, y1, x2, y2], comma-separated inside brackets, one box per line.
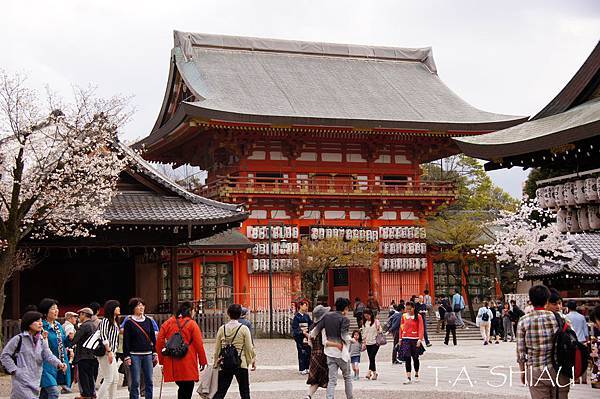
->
[201, 175, 457, 199]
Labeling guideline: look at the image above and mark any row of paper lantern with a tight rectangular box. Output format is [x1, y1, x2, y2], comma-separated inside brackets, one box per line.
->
[246, 226, 299, 240]
[379, 226, 426, 240]
[248, 258, 300, 273]
[380, 257, 427, 272]
[249, 242, 300, 256]
[557, 205, 600, 233]
[310, 227, 378, 241]
[380, 242, 427, 255]
[536, 178, 599, 208]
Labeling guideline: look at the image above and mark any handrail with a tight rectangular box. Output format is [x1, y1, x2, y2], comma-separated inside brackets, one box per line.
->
[200, 174, 457, 198]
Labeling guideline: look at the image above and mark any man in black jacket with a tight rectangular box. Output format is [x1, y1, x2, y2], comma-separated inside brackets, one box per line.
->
[72, 307, 98, 399]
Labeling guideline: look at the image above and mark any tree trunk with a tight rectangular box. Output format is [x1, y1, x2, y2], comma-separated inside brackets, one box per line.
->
[0, 248, 16, 346]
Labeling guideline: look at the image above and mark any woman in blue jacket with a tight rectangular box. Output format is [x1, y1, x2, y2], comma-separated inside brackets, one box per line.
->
[39, 298, 71, 398]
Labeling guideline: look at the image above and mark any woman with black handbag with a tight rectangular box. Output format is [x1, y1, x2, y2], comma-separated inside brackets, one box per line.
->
[123, 298, 157, 399]
[398, 301, 424, 385]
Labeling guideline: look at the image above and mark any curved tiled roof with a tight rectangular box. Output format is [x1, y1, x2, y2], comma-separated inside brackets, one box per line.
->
[138, 32, 525, 149]
[525, 232, 600, 278]
[102, 142, 247, 225]
[455, 97, 600, 160]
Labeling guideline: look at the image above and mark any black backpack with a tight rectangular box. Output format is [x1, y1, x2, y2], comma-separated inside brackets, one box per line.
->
[481, 311, 489, 322]
[219, 325, 243, 372]
[162, 318, 191, 358]
[0, 335, 22, 374]
[552, 312, 589, 379]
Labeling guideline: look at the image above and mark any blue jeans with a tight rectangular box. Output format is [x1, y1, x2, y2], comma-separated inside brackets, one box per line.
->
[422, 314, 430, 345]
[39, 385, 60, 399]
[129, 354, 153, 399]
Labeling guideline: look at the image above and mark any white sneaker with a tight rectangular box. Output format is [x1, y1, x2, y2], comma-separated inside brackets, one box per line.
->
[403, 378, 412, 385]
[414, 375, 419, 383]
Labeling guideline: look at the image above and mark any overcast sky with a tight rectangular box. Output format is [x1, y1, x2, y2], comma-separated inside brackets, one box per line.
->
[3, 0, 599, 198]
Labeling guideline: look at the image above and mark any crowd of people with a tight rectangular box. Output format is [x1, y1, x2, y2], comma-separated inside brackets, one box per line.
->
[0, 299, 256, 399]
[2, 287, 599, 399]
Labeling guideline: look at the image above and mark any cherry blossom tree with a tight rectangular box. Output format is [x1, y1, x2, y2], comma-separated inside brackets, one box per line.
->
[0, 71, 130, 329]
[476, 198, 574, 278]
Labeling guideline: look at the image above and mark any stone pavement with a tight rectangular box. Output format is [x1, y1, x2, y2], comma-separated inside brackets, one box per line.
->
[3, 339, 590, 399]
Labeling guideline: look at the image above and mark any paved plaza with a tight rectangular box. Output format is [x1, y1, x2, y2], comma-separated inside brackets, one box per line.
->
[1, 338, 588, 399]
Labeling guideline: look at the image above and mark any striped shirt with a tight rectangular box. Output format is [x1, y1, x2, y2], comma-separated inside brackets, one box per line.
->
[99, 318, 119, 353]
[516, 309, 559, 368]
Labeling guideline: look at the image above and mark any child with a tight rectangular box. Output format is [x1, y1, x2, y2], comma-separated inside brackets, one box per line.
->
[349, 330, 362, 380]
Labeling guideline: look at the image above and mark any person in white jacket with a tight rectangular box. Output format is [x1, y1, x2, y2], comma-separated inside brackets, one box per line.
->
[476, 302, 494, 345]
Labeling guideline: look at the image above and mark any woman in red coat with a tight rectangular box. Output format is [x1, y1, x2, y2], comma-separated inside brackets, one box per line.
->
[157, 302, 208, 399]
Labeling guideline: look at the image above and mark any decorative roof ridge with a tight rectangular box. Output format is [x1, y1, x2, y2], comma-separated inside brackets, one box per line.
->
[115, 140, 245, 213]
[173, 30, 437, 73]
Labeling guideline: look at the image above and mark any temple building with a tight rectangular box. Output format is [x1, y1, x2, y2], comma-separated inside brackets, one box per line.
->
[6, 141, 247, 318]
[455, 41, 600, 297]
[137, 31, 525, 309]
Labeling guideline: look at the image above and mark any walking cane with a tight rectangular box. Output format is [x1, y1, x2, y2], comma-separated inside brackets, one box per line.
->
[159, 366, 164, 399]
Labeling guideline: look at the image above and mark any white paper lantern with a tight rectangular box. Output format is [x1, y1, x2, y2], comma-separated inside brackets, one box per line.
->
[566, 209, 581, 233]
[366, 230, 372, 242]
[414, 242, 421, 254]
[292, 243, 299, 254]
[246, 226, 253, 237]
[272, 259, 279, 271]
[272, 242, 279, 255]
[398, 227, 405, 239]
[574, 180, 587, 205]
[284, 226, 292, 239]
[408, 242, 415, 254]
[258, 226, 266, 240]
[351, 229, 358, 240]
[421, 258, 428, 270]
[311, 227, 318, 240]
[389, 242, 396, 255]
[564, 182, 577, 206]
[535, 188, 546, 208]
[253, 259, 260, 271]
[251, 227, 259, 240]
[345, 229, 352, 240]
[408, 227, 415, 239]
[578, 208, 590, 231]
[292, 226, 299, 239]
[372, 230, 378, 241]
[318, 228, 325, 240]
[402, 258, 409, 271]
[543, 186, 556, 208]
[380, 227, 387, 240]
[421, 243, 427, 254]
[588, 205, 600, 230]
[556, 208, 568, 233]
[554, 185, 566, 207]
[251, 245, 259, 256]
[259, 259, 268, 271]
[585, 178, 599, 201]
[325, 228, 332, 239]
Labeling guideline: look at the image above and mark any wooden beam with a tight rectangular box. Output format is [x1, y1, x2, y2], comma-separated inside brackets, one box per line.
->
[170, 248, 178, 314]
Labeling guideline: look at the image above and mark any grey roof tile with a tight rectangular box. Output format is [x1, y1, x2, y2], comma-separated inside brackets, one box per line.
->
[455, 97, 600, 160]
[102, 142, 247, 225]
[173, 32, 523, 126]
[525, 232, 600, 278]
